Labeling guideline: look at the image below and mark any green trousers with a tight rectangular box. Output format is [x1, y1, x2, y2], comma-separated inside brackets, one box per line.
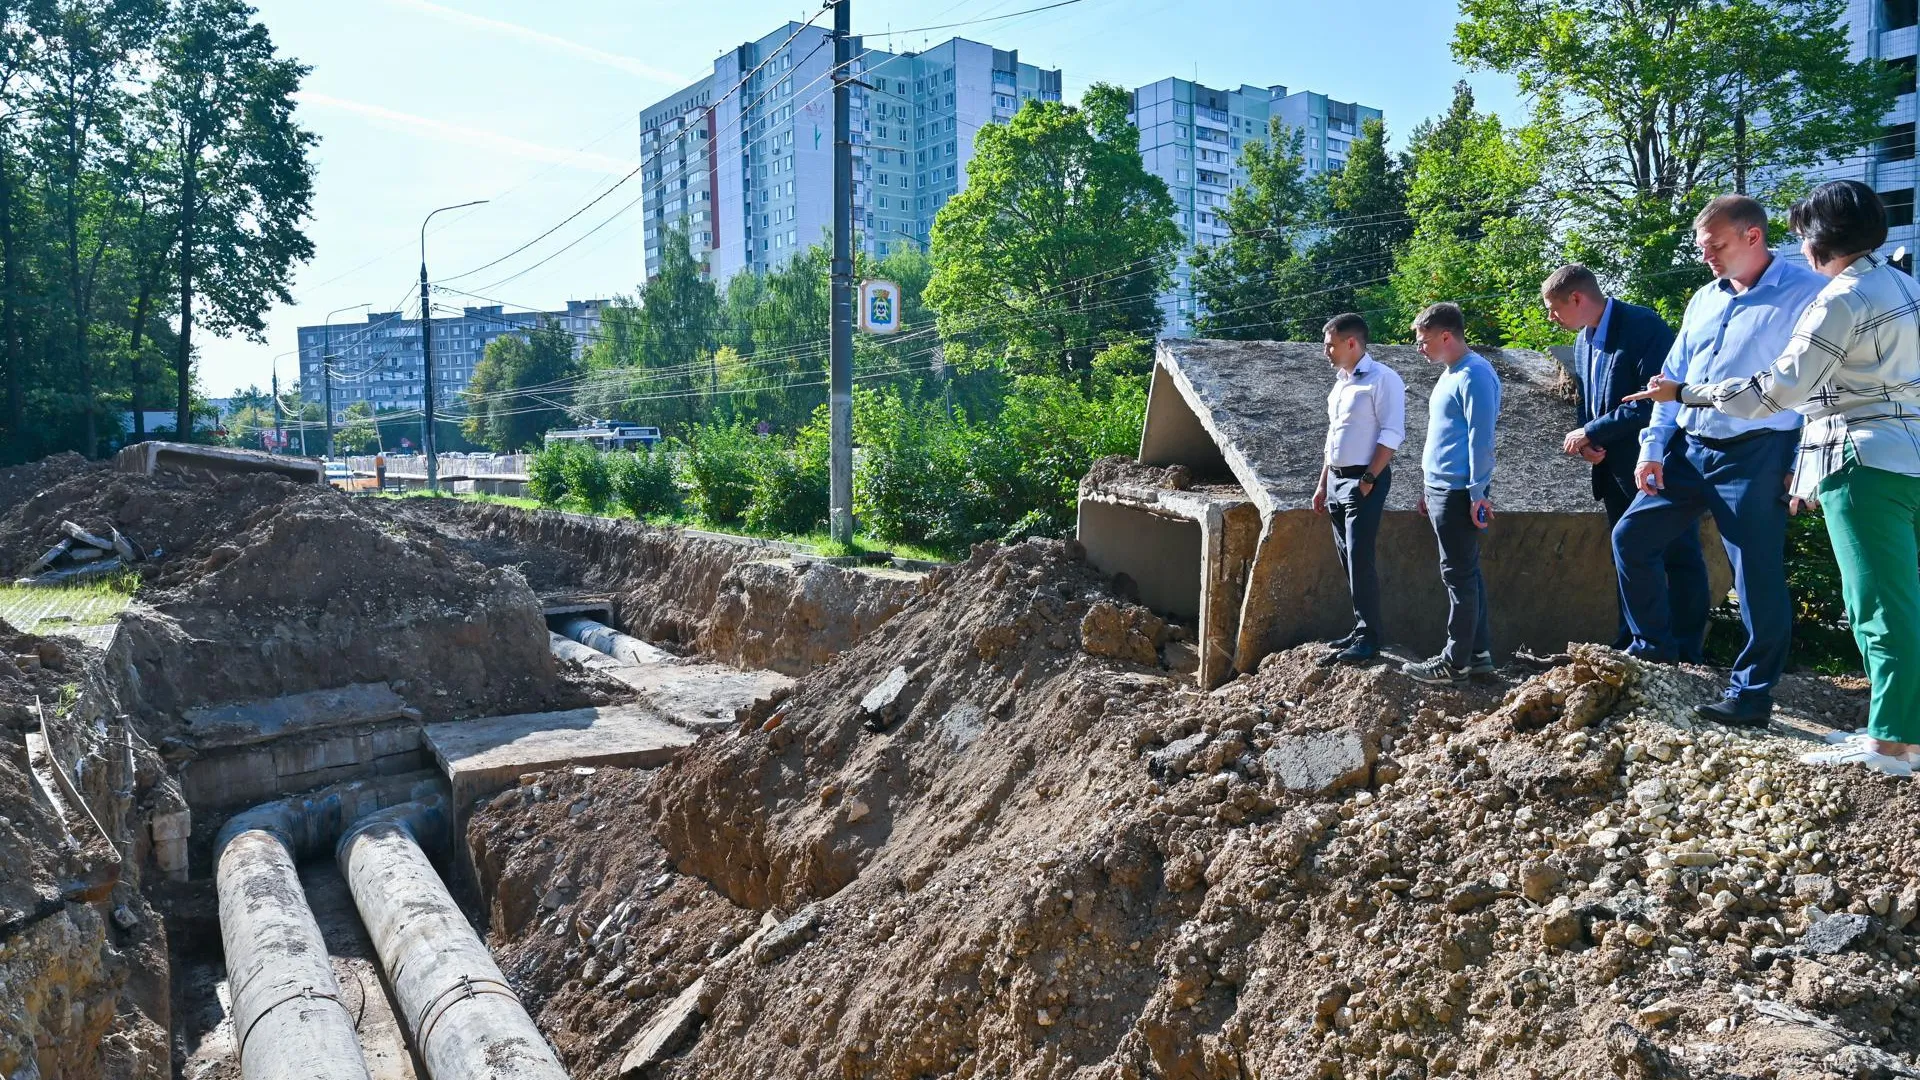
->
[1818, 459, 1920, 743]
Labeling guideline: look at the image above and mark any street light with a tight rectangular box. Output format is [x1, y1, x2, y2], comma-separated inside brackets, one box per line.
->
[321, 301, 370, 459]
[269, 349, 298, 455]
[419, 199, 489, 492]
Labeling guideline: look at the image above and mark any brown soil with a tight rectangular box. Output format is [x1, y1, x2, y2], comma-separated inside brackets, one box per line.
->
[472, 539, 1918, 1080]
[386, 499, 921, 674]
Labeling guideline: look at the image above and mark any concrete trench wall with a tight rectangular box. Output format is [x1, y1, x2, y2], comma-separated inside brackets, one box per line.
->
[1235, 509, 1735, 669]
[181, 720, 427, 818]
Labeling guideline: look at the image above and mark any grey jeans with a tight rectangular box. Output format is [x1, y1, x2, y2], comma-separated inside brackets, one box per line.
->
[1426, 485, 1492, 667]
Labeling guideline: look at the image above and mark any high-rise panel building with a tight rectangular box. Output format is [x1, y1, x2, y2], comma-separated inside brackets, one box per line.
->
[639, 24, 1062, 283]
[297, 300, 604, 420]
[1131, 78, 1382, 335]
[1787, 0, 1917, 270]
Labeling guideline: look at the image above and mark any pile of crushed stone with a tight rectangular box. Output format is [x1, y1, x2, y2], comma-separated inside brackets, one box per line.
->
[470, 538, 1915, 1080]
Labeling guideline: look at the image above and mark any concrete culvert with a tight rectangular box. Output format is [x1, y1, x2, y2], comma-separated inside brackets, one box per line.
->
[339, 801, 569, 1080]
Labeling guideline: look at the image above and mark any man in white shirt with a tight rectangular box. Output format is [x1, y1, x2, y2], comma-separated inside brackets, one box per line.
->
[1312, 313, 1407, 665]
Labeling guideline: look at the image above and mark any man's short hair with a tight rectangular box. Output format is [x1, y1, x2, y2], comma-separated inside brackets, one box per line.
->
[1323, 312, 1370, 344]
[1540, 264, 1602, 303]
[1694, 194, 1770, 236]
[1412, 302, 1466, 338]
[1789, 180, 1887, 266]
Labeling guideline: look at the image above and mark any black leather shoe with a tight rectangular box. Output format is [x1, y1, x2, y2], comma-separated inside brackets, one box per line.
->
[1695, 696, 1771, 729]
[1324, 630, 1359, 649]
[1333, 641, 1378, 665]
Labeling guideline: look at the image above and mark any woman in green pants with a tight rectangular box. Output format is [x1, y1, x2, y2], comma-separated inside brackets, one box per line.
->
[1630, 179, 1920, 777]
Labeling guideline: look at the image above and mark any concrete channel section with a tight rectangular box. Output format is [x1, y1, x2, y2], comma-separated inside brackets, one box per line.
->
[187, 605, 794, 1076]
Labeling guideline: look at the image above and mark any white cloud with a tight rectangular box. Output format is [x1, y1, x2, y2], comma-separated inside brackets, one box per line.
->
[296, 91, 633, 174]
[382, 0, 693, 85]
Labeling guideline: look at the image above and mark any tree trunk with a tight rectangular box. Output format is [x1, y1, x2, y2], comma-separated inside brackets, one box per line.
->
[173, 135, 198, 441]
[129, 271, 155, 438]
[0, 127, 21, 449]
[65, 114, 95, 457]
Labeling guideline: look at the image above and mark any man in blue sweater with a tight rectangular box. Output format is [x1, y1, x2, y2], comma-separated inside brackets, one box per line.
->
[1404, 302, 1503, 687]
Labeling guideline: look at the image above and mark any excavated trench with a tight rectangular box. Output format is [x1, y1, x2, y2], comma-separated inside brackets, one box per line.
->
[0, 461, 920, 1080]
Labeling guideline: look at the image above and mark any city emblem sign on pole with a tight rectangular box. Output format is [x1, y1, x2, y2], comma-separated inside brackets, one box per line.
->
[858, 279, 902, 335]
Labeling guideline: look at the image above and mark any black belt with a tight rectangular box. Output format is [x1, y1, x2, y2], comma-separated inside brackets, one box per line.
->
[1688, 428, 1786, 451]
[1330, 465, 1374, 479]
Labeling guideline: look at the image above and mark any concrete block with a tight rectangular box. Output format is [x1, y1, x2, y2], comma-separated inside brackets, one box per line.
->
[368, 724, 422, 758]
[149, 808, 192, 842]
[271, 734, 365, 778]
[114, 440, 323, 483]
[425, 704, 698, 811]
[1263, 728, 1375, 796]
[181, 749, 278, 808]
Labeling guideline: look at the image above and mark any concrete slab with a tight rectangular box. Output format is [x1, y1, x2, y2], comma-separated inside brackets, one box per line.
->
[113, 440, 322, 483]
[424, 704, 699, 810]
[180, 682, 418, 751]
[601, 661, 794, 732]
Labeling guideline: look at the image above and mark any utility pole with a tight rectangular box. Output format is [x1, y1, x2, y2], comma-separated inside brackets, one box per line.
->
[829, 0, 855, 545]
[271, 361, 283, 454]
[419, 200, 488, 493]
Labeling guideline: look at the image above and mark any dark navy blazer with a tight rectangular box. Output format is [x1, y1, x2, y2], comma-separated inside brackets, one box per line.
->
[1575, 299, 1677, 498]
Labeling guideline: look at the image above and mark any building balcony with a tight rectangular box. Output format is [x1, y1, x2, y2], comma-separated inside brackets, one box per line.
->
[1194, 108, 1228, 129]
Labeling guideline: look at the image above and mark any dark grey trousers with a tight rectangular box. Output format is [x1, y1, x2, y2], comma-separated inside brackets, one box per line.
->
[1328, 466, 1391, 644]
[1426, 485, 1492, 667]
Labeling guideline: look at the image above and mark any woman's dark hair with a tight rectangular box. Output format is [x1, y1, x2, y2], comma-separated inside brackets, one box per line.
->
[1789, 180, 1887, 265]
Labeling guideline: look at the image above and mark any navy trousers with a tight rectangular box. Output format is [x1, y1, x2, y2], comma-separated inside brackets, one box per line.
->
[1614, 430, 1796, 705]
[1426, 485, 1492, 667]
[1328, 466, 1391, 644]
[1597, 467, 1710, 658]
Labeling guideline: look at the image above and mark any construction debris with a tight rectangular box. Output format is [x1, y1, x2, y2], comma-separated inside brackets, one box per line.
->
[12, 519, 145, 586]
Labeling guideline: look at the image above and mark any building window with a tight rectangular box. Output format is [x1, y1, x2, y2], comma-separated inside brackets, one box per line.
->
[1887, 187, 1916, 228]
[1895, 54, 1918, 96]
[1888, 0, 1919, 29]
[1881, 122, 1916, 163]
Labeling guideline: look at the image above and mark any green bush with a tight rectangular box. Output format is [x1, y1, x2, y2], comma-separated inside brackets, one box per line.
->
[745, 410, 830, 536]
[685, 420, 763, 526]
[527, 442, 572, 508]
[1703, 511, 1860, 675]
[609, 443, 681, 519]
[852, 388, 979, 549]
[561, 444, 613, 513]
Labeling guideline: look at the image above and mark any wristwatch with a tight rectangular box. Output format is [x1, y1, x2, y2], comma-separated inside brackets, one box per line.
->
[1360, 471, 1378, 485]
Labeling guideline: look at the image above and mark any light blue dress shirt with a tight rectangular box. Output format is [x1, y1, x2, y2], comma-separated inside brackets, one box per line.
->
[1583, 297, 1615, 419]
[1639, 254, 1825, 464]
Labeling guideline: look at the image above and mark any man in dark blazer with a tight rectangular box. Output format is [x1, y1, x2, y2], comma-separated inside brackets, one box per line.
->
[1542, 264, 1710, 655]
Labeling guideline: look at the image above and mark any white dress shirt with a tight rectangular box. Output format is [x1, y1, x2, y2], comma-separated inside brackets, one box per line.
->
[1324, 354, 1407, 469]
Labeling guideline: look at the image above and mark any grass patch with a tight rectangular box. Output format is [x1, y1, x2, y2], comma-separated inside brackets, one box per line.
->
[0, 574, 138, 634]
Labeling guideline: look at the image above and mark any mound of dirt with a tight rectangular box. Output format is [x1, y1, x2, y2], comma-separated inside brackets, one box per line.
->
[473, 538, 1918, 1080]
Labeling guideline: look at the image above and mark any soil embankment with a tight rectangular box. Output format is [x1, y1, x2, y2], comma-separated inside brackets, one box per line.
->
[472, 538, 1916, 1080]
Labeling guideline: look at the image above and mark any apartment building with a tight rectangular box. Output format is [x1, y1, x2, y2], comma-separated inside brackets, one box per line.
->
[639, 23, 1062, 283]
[1791, 0, 1919, 270]
[297, 300, 605, 420]
[1131, 78, 1382, 335]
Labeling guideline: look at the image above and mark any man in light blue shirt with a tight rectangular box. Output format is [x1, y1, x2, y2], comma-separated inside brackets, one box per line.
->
[1614, 194, 1826, 726]
[1403, 302, 1502, 687]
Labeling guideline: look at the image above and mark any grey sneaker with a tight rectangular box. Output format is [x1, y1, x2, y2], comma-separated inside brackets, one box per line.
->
[1467, 651, 1496, 677]
[1402, 655, 1467, 687]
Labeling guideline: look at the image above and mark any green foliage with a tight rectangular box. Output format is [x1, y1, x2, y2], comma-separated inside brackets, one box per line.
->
[1785, 511, 1859, 673]
[560, 443, 612, 513]
[1387, 83, 1556, 348]
[608, 444, 681, 519]
[527, 442, 572, 509]
[1301, 117, 1412, 330]
[744, 410, 830, 536]
[462, 319, 581, 451]
[925, 84, 1180, 380]
[684, 420, 764, 526]
[853, 369, 1147, 555]
[1454, 0, 1900, 315]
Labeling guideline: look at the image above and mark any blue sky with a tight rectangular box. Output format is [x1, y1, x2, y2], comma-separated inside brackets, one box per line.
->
[211, 0, 1523, 396]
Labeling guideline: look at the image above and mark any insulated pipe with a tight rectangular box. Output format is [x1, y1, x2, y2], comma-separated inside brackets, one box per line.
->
[213, 774, 446, 1080]
[216, 830, 373, 1080]
[553, 615, 673, 666]
[338, 800, 569, 1080]
[547, 631, 613, 668]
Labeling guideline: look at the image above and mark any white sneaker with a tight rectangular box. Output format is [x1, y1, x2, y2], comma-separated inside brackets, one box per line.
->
[1822, 728, 1870, 745]
[1799, 742, 1915, 777]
